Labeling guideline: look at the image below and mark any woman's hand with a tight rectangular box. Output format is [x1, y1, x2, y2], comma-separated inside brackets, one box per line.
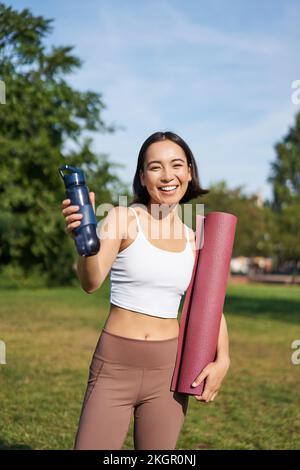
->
[191, 357, 230, 402]
[61, 192, 95, 239]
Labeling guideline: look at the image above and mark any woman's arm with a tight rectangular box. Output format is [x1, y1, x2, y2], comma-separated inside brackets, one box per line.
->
[76, 204, 128, 293]
[215, 313, 231, 366]
[77, 254, 102, 294]
[191, 312, 231, 402]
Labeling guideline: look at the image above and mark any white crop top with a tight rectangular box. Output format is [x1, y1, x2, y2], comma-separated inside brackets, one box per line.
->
[109, 206, 195, 319]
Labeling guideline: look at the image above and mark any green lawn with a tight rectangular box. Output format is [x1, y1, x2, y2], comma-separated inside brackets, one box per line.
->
[0, 280, 300, 450]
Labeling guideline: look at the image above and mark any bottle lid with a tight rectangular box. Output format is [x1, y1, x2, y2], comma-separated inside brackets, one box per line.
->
[59, 165, 85, 186]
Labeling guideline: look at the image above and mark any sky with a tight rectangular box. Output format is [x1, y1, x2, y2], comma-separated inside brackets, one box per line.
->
[8, 0, 300, 202]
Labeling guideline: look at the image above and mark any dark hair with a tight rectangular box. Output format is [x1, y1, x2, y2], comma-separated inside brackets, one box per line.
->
[130, 131, 209, 205]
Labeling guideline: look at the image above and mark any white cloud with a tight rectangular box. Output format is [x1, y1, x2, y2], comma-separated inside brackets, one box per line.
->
[37, 0, 300, 203]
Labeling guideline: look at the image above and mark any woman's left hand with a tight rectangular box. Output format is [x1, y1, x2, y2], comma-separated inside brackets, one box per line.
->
[191, 357, 230, 402]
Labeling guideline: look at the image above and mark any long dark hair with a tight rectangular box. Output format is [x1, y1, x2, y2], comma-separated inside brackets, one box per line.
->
[130, 131, 209, 205]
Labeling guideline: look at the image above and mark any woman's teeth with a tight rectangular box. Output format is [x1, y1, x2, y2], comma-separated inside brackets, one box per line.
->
[159, 186, 178, 194]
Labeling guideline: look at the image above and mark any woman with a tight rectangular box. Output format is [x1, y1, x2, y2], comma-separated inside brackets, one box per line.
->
[61, 131, 231, 450]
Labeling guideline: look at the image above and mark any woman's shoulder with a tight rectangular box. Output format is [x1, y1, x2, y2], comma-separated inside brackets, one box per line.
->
[110, 205, 137, 219]
[114, 205, 140, 240]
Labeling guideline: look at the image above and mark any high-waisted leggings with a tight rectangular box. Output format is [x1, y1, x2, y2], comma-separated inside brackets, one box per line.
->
[73, 329, 189, 450]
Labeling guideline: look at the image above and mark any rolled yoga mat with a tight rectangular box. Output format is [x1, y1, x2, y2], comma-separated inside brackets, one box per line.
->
[170, 211, 237, 396]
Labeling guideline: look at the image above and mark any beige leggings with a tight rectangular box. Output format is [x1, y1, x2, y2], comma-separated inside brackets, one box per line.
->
[73, 329, 189, 450]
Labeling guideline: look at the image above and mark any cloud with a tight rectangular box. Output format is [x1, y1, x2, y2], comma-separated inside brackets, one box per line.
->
[177, 102, 299, 199]
[78, 1, 286, 56]
[18, 0, 300, 203]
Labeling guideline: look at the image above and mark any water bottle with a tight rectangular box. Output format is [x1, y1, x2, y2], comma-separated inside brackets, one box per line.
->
[59, 165, 100, 257]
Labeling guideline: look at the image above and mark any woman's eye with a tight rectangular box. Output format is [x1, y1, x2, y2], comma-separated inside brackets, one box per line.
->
[150, 165, 182, 170]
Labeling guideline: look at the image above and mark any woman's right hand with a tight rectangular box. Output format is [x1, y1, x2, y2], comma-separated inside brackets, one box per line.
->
[61, 193, 95, 239]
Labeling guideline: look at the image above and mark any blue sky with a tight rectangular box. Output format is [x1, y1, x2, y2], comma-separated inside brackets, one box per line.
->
[8, 0, 300, 201]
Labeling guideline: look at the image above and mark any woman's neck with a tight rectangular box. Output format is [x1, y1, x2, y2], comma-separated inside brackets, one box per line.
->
[146, 202, 179, 223]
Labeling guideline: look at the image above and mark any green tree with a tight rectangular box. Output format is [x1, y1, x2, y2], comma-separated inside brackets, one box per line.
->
[198, 181, 276, 258]
[0, 3, 130, 286]
[267, 111, 300, 267]
[268, 111, 300, 211]
[271, 203, 300, 267]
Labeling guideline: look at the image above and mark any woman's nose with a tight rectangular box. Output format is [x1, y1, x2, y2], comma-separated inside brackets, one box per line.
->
[161, 168, 174, 182]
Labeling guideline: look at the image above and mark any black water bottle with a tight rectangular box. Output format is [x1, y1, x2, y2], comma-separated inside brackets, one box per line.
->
[59, 165, 100, 257]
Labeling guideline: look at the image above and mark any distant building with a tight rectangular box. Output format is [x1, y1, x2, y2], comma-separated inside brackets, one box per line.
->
[251, 256, 273, 273]
[230, 256, 250, 274]
[230, 256, 273, 275]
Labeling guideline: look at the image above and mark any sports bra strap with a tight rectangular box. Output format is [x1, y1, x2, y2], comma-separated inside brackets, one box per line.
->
[129, 206, 191, 248]
[184, 223, 190, 245]
[128, 206, 141, 232]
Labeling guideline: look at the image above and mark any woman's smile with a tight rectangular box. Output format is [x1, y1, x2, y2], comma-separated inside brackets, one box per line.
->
[158, 184, 179, 195]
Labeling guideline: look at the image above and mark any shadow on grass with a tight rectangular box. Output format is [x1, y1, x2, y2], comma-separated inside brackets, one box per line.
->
[0, 439, 33, 450]
[225, 293, 300, 325]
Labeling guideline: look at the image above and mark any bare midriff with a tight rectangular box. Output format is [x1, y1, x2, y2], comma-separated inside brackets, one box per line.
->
[102, 206, 195, 341]
[103, 304, 180, 341]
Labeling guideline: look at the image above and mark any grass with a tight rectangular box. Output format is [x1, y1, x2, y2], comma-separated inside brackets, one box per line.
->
[0, 280, 300, 450]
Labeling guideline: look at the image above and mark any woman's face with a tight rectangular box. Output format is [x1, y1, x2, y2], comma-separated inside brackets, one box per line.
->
[140, 140, 192, 207]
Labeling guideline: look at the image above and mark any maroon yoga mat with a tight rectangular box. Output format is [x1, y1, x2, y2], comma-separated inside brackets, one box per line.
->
[170, 211, 237, 396]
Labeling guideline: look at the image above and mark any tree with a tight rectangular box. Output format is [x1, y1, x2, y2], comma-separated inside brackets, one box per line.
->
[198, 181, 276, 258]
[0, 3, 130, 286]
[268, 111, 300, 211]
[267, 111, 300, 268]
[272, 202, 300, 265]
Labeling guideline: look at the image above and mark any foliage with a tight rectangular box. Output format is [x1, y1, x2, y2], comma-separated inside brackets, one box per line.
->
[0, 3, 130, 286]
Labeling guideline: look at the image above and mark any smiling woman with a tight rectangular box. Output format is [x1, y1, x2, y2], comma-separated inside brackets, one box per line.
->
[131, 131, 209, 206]
[63, 131, 213, 450]
[105, 132, 210, 339]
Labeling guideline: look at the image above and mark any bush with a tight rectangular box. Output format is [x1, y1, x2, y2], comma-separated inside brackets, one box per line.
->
[0, 264, 51, 289]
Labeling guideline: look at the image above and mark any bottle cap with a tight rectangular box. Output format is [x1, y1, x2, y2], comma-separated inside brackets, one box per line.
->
[59, 165, 85, 186]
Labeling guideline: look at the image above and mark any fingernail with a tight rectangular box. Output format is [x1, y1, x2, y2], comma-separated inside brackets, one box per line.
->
[191, 382, 197, 387]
